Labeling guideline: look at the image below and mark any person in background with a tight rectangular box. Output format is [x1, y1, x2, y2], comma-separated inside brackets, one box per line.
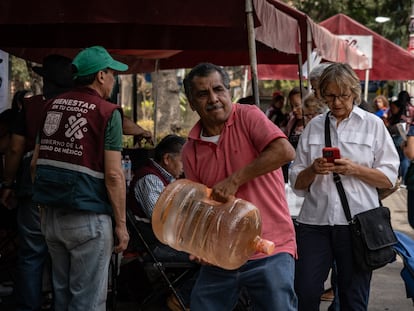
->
[302, 93, 325, 126]
[309, 62, 332, 101]
[130, 134, 186, 223]
[11, 90, 32, 113]
[128, 134, 197, 311]
[386, 93, 410, 183]
[308, 63, 339, 309]
[373, 95, 389, 122]
[30, 46, 129, 310]
[282, 87, 305, 182]
[285, 87, 305, 150]
[265, 91, 288, 130]
[400, 90, 414, 125]
[359, 98, 376, 113]
[0, 109, 20, 187]
[182, 63, 297, 311]
[237, 95, 254, 105]
[122, 116, 153, 146]
[402, 123, 414, 229]
[401, 92, 414, 228]
[290, 63, 399, 311]
[108, 75, 153, 146]
[1, 55, 74, 311]
[0, 109, 18, 154]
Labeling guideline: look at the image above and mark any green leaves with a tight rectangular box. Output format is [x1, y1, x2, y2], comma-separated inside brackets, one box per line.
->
[284, 0, 411, 48]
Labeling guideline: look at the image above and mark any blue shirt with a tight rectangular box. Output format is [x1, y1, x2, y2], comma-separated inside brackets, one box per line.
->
[133, 159, 175, 219]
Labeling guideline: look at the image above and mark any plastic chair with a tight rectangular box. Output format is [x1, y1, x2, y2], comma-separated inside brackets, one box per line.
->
[125, 208, 198, 311]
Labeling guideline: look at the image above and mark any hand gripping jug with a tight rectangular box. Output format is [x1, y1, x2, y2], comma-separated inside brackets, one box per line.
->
[152, 179, 275, 270]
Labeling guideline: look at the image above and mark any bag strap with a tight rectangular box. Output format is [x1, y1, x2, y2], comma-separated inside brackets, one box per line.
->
[324, 114, 382, 223]
[324, 114, 353, 222]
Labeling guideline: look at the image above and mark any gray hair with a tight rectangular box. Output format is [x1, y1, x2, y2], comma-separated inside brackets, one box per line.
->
[183, 63, 230, 101]
[319, 63, 361, 104]
[309, 63, 333, 82]
[303, 93, 326, 114]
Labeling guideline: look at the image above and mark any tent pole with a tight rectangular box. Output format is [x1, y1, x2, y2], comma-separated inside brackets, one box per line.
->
[364, 69, 369, 103]
[132, 74, 138, 147]
[245, 0, 260, 107]
[297, 25, 306, 128]
[306, 18, 312, 88]
[153, 59, 160, 145]
[297, 28, 304, 96]
[243, 66, 249, 98]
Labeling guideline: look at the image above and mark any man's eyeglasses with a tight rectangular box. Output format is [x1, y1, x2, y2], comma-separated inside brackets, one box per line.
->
[323, 93, 352, 103]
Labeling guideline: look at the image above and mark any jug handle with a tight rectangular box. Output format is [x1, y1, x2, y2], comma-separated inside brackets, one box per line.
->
[205, 187, 213, 198]
[205, 187, 236, 203]
[253, 236, 275, 255]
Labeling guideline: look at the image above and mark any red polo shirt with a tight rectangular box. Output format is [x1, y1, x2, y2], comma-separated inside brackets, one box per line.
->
[182, 103, 297, 260]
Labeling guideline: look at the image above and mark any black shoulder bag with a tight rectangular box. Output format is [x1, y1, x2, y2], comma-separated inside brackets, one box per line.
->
[324, 114, 397, 271]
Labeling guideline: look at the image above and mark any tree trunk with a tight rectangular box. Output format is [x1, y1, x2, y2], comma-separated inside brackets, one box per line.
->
[152, 70, 182, 138]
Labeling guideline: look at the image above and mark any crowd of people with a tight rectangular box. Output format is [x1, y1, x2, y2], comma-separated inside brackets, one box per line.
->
[0, 50, 409, 311]
[0, 47, 152, 311]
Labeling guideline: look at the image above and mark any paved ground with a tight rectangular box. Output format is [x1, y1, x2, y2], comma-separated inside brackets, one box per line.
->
[320, 187, 414, 311]
[1, 188, 413, 310]
[116, 187, 414, 311]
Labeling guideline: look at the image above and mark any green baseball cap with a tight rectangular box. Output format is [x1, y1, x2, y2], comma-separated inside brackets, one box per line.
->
[72, 46, 128, 77]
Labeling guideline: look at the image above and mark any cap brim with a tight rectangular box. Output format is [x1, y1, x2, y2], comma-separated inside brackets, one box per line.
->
[108, 60, 128, 72]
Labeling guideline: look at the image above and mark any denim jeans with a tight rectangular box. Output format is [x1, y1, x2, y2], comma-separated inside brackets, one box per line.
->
[191, 253, 297, 311]
[41, 207, 113, 311]
[15, 197, 49, 311]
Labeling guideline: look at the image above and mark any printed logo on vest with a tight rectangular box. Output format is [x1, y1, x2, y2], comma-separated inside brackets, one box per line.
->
[65, 114, 88, 140]
[43, 111, 63, 136]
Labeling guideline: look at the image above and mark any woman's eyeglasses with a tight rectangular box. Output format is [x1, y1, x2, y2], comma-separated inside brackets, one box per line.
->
[323, 93, 352, 103]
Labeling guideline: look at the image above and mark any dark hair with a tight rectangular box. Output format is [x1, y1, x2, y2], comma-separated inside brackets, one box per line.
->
[0, 109, 17, 137]
[73, 70, 96, 86]
[288, 87, 303, 99]
[33, 54, 73, 88]
[154, 134, 186, 163]
[397, 90, 411, 106]
[288, 86, 306, 108]
[238, 95, 254, 105]
[183, 63, 230, 101]
[74, 67, 113, 87]
[11, 90, 31, 113]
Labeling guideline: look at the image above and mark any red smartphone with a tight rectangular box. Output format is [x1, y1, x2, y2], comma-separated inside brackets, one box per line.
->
[322, 147, 341, 163]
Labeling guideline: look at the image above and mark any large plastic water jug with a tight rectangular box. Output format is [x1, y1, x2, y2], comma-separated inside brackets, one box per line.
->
[152, 179, 274, 270]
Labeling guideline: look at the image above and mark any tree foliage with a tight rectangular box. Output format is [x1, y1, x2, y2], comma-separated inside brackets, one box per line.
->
[284, 0, 412, 47]
[10, 55, 30, 91]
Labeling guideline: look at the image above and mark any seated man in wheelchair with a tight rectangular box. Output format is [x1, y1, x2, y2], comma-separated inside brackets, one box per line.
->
[127, 134, 197, 311]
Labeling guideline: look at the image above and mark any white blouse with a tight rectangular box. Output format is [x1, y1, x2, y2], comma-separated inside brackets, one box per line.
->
[289, 106, 400, 225]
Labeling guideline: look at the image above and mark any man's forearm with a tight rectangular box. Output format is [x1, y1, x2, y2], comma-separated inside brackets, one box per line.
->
[106, 172, 126, 226]
[122, 116, 145, 136]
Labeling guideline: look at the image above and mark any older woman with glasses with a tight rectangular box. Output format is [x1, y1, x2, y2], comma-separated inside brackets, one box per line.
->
[289, 63, 400, 311]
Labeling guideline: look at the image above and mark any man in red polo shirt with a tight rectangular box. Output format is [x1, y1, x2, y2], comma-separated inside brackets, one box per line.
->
[182, 63, 297, 311]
